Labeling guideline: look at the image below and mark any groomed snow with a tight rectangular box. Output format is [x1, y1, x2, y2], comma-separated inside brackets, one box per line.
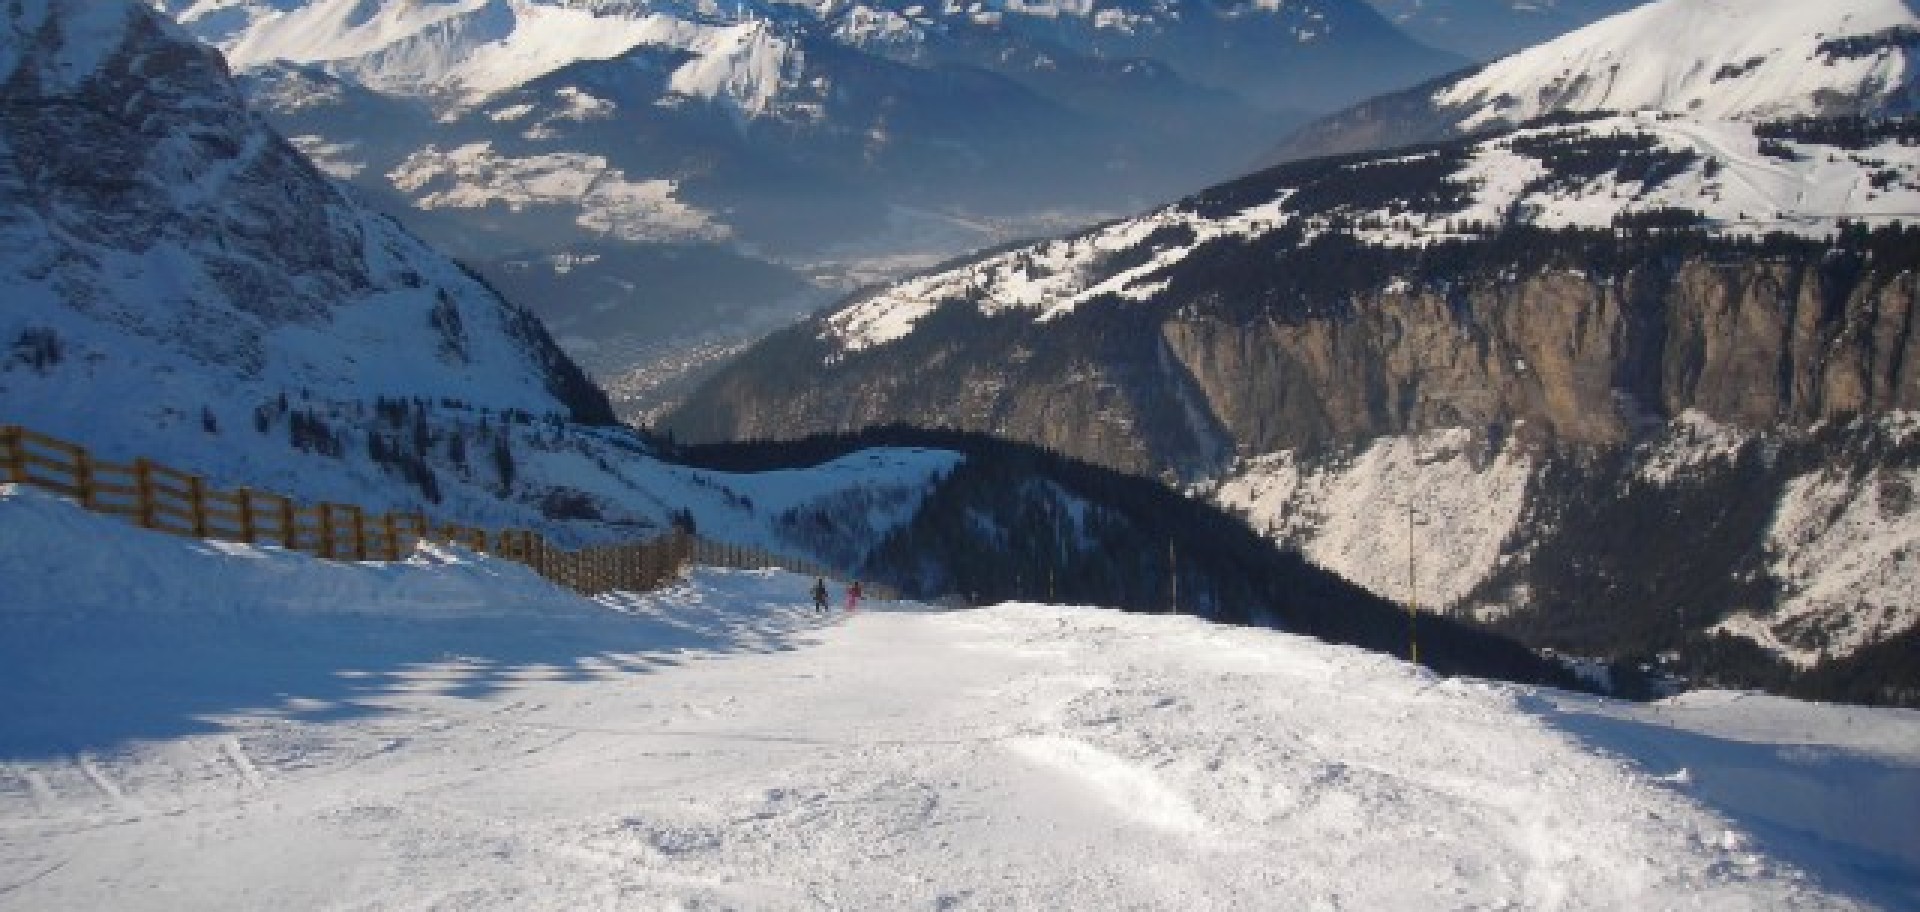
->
[4, 485, 1917, 909]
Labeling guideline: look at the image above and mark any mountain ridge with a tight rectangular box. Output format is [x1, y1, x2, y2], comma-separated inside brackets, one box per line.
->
[663, 0, 1920, 695]
[1268, 0, 1920, 163]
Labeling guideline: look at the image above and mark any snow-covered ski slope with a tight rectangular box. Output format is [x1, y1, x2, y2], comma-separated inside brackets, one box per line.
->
[3, 485, 1917, 910]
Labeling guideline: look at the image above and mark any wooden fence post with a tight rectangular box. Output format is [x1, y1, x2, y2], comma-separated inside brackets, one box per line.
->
[280, 495, 297, 549]
[384, 514, 402, 561]
[0, 426, 23, 483]
[74, 446, 95, 509]
[349, 504, 367, 560]
[318, 504, 335, 559]
[133, 458, 158, 530]
[186, 474, 207, 537]
[236, 488, 257, 544]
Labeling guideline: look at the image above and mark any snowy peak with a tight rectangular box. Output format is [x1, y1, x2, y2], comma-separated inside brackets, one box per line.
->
[0, 0, 706, 540]
[168, 0, 686, 101]
[1271, 0, 1920, 163]
[1, 0, 604, 419]
[160, 0, 1458, 113]
[1440, 0, 1920, 128]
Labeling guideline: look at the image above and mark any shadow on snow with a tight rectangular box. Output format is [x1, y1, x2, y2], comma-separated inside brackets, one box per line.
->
[0, 563, 831, 762]
[1530, 694, 1920, 910]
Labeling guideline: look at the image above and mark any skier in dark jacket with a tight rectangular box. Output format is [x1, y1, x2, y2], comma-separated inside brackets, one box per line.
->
[811, 577, 829, 614]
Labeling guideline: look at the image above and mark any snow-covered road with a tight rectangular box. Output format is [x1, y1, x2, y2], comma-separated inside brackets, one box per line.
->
[2, 488, 1917, 909]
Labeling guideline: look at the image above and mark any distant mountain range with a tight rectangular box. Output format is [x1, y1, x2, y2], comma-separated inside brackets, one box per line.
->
[146, 0, 1478, 257]
[136, 0, 1489, 420]
[666, 0, 1920, 703]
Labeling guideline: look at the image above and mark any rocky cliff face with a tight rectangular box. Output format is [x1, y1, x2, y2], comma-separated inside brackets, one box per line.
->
[1164, 258, 1920, 457]
[674, 244, 1920, 476]
[672, 240, 1920, 697]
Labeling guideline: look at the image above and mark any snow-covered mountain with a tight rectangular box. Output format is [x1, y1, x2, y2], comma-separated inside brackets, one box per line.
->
[0, 0, 964, 557]
[666, 15, 1920, 698]
[1362, 0, 1643, 61]
[1271, 0, 1920, 162]
[0, 0, 600, 429]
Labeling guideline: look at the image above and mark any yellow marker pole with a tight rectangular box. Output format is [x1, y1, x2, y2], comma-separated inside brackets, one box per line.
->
[1408, 502, 1419, 666]
[1169, 539, 1178, 614]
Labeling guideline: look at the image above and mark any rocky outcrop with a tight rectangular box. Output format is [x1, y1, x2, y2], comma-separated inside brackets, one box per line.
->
[672, 249, 1920, 480]
[1163, 260, 1920, 458]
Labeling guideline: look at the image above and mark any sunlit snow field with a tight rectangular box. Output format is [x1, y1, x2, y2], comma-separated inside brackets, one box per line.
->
[2, 486, 1916, 909]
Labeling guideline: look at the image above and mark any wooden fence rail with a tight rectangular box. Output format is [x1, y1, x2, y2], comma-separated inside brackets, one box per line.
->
[0, 424, 865, 598]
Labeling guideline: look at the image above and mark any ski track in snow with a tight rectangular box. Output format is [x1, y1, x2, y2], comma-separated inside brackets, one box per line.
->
[2, 490, 1918, 909]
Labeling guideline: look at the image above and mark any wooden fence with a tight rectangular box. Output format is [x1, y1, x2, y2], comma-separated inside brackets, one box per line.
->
[0, 423, 867, 598]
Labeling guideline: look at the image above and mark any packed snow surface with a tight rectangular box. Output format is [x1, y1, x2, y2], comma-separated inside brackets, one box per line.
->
[5, 487, 1918, 909]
